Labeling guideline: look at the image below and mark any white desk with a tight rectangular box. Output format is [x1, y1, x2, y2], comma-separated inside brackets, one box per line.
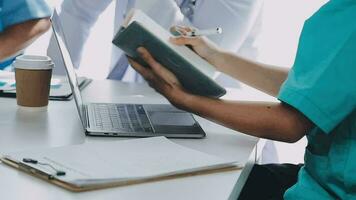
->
[0, 80, 270, 200]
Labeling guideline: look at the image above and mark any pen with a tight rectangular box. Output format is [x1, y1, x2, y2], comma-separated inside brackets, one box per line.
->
[172, 26, 223, 37]
[186, 27, 223, 37]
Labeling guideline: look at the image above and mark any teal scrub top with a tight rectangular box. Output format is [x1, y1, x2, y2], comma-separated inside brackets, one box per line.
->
[278, 1, 356, 199]
[0, 0, 51, 69]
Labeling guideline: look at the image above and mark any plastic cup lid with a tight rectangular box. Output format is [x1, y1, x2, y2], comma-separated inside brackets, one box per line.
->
[13, 55, 54, 70]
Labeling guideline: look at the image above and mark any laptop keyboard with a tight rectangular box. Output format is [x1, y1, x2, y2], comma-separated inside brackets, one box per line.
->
[92, 104, 153, 133]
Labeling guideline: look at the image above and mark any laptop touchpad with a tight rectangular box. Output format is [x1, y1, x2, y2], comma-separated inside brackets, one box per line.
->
[149, 112, 196, 126]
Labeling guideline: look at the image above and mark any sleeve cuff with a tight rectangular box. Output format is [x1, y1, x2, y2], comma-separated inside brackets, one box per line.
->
[278, 86, 335, 133]
[2, 3, 52, 29]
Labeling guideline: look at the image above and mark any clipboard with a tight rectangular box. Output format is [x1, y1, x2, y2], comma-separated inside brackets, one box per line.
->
[0, 156, 241, 192]
[0, 137, 243, 192]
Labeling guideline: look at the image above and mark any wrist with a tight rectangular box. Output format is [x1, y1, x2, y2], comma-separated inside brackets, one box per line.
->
[205, 49, 225, 70]
[168, 90, 198, 112]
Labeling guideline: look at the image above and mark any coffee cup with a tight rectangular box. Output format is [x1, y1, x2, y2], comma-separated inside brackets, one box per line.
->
[13, 55, 54, 108]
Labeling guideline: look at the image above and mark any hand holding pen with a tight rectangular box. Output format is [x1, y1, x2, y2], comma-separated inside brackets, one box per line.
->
[170, 25, 223, 37]
[169, 25, 223, 65]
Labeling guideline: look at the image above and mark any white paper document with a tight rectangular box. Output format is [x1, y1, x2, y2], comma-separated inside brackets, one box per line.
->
[3, 137, 240, 187]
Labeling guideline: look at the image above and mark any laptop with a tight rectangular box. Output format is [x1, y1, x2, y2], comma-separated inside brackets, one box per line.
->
[51, 10, 206, 138]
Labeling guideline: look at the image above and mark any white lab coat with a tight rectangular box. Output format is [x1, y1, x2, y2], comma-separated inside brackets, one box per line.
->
[48, 0, 263, 81]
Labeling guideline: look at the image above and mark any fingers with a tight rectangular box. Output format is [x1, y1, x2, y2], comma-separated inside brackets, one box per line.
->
[127, 57, 155, 82]
[169, 36, 201, 46]
[170, 25, 195, 36]
[128, 53, 174, 96]
[137, 47, 179, 84]
[169, 25, 202, 46]
[136, 47, 161, 71]
[175, 25, 194, 32]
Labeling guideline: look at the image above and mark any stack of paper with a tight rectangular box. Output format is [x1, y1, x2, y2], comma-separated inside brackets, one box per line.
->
[1, 137, 240, 191]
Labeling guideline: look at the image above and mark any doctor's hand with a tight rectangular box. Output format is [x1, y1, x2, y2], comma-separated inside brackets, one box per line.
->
[128, 47, 196, 111]
[170, 26, 222, 67]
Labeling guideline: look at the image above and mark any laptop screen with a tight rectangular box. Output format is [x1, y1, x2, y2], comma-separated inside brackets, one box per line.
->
[51, 9, 85, 127]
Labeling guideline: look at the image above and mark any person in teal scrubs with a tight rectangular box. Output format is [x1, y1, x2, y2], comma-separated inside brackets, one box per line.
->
[126, 0, 356, 199]
[0, 0, 52, 69]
